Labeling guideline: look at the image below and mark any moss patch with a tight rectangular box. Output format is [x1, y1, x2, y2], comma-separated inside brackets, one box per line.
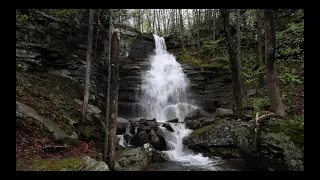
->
[191, 123, 216, 136]
[16, 156, 85, 171]
[16, 71, 83, 132]
[263, 118, 304, 146]
[172, 48, 230, 73]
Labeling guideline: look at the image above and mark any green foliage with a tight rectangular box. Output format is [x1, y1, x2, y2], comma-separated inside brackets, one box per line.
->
[249, 97, 270, 113]
[242, 52, 263, 84]
[16, 14, 29, 25]
[44, 9, 79, 21]
[276, 19, 304, 62]
[200, 37, 227, 56]
[278, 66, 302, 85]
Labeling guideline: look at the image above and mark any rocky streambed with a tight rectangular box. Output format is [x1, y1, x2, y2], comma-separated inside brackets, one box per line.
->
[113, 107, 304, 171]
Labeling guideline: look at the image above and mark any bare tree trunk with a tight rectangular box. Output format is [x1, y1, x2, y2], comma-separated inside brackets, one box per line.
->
[212, 9, 216, 41]
[138, 9, 141, 32]
[179, 9, 185, 50]
[156, 9, 161, 35]
[104, 9, 113, 163]
[222, 9, 245, 119]
[197, 9, 200, 58]
[236, 9, 245, 101]
[94, 9, 101, 57]
[153, 9, 156, 33]
[264, 9, 286, 117]
[251, 112, 275, 155]
[257, 9, 266, 88]
[82, 9, 95, 123]
[107, 29, 120, 171]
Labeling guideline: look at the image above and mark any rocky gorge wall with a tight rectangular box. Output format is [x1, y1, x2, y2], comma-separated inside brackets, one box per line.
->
[16, 9, 232, 118]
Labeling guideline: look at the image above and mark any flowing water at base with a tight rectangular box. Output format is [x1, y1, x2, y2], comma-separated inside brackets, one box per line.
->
[138, 34, 226, 171]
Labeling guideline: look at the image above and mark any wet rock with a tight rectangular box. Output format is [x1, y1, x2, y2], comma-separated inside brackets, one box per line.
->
[130, 131, 149, 147]
[117, 117, 129, 134]
[155, 130, 168, 150]
[146, 120, 158, 131]
[124, 133, 133, 144]
[162, 123, 174, 132]
[149, 129, 162, 150]
[185, 117, 206, 129]
[183, 119, 235, 147]
[184, 109, 211, 121]
[137, 126, 151, 133]
[214, 108, 234, 119]
[115, 144, 151, 171]
[166, 118, 179, 123]
[152, 150, 169, 162]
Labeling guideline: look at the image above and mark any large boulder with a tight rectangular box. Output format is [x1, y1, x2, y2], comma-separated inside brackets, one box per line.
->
[183, 118, 304, 171]
[162, 123, 174, 132]
[184, 109, 212, 121]
[149, 129, 162, 150]
[152, 150, 169, 162]
[184, 109, 213, 130]
[81, 156, 110, 171]
[117, 117, 130, 135]
[115, 143, 154, 171]
[130, 131, 149, 147]
[214, 108, 234, 119]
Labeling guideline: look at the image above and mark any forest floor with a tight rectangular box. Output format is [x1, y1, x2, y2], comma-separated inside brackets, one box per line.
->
[16, 70, 97, 171]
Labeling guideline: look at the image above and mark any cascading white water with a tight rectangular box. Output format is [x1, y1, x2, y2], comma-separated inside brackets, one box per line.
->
[139, 34, 218, 170]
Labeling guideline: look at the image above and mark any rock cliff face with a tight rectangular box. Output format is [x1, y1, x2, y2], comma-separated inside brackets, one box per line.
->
[16, 9, 232, 118]
[180, 63, 233, 113]
[118, 33, 155, 118]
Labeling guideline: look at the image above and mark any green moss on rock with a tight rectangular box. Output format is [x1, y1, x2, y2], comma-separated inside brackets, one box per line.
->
[16, 157, 85, 171]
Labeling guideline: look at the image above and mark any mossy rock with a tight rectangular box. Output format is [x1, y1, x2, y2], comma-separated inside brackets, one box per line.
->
[205, 147, 241, 158]
[260, 132, 304, 171]
[262, 118, 304, 146]
[16, 157, 85, 171]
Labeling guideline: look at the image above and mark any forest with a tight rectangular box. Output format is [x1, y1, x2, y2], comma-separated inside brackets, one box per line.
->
[16, 9, 304, 171]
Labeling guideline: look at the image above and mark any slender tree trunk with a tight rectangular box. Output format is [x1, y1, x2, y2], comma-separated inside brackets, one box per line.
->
[104, 9, 113, 163]
[138, 9, 141, 32]
[222, 9, 245, 119]
[153, 9, 156, 33]
[179, 9, 185, 50]
[197, 9, 200, 57]
[95, 9, 101, 58]
[107, 29, 120, 171]
[212, 9, 216, 41]
[156, 9, 161, 35]
[264, 9, 286, 117]
[82, 9, 95, 123]
[257, 9, 266, 87]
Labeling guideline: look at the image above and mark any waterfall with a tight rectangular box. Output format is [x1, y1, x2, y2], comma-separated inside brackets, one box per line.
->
[139, 34, 218, 170]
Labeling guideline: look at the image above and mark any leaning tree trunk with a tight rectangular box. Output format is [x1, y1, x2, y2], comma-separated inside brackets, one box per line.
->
[257, 9, 266, 88]
[107, 29, 120, 171]
[82, 9, 95, 123]
[104, 9, 113, 163]
[264, 9, 286, 117]
[222, 9, 245, 119]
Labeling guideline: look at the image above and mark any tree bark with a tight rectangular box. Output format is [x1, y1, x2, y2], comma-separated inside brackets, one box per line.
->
[103, 9, 112, 163]
[107, 29, 120, 171]
[179, 9, 185, 50]
[212, 9, 216, 41]
[256, 9, 266, 88]
[264, 9, 286, 117]
[222, 9, 245, 119]
[197, 9, 200, 58]
[94, 9, 101, 58]
[82, 9, 95, 123]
